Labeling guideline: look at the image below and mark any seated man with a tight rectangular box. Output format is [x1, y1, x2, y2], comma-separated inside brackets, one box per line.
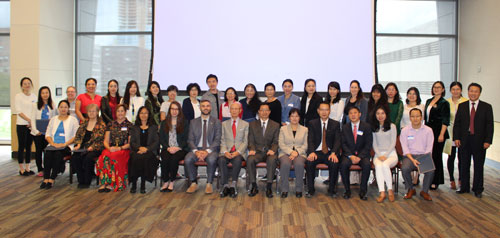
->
[247, 103, 280, 198]
[305, 102, 341, 198]
[400, 108, 435, 201]
[340, 106, 373, 200]
[218, 103, 249, 198]
[185, 100, 222, 194]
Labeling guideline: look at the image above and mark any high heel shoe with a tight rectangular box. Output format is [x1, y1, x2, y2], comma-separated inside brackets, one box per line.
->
[40, 182, 47, 189]
[376, 192, 386, 203]
[46, 182, 53, 189]
[388, 190, 395, 202]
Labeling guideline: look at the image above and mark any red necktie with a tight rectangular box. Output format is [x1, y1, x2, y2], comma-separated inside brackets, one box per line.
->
[470, 102, 476, 135]
[231, 120, 236, 152]
[353, 124, 358, 144]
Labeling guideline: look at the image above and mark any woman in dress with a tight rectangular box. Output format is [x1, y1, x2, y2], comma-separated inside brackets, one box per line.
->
[385, 82, 404, 135]
[343, 80, 368, 124]
[278, 79, 301, 125]
[182, 83, 201, 121]
[240, 83, 261, 122]
[121, 80, 144, 123]
[401, 87, 425, 129]
[144, 81, 164, 125]
[264, 83, 282, 125]
[76, 78, 101, 121]
[299, 79, 322, 126]
[367, 84, 388, 125]
[100, 79, 121, 124]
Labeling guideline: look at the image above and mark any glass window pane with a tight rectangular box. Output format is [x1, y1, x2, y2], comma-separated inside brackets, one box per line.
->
[78, 0, 153, 32]
[376, 36, 455, 100]
[0, 36, 10, 106]
[77, 35, 152, 96]
[0, 2, 10, 33]
[377, 0, 456, 35]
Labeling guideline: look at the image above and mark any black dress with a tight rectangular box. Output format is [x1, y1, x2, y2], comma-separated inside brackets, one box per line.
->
[267, 99, 282, 125]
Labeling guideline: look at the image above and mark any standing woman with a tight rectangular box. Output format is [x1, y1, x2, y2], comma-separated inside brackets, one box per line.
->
[15, 77, 37, 175]
[76, 78, 102, 121]
[160, 101, 189, 192]
[160, 85, 178, 121]
[219, 87, 242, 121]
[444, 82, 467, 190]
[145, 81, 164, 125]
[424, 81, 450, 190]
[31, 86, 57, 177]
[299, 79, 322, 126]
[72, 104, 106, 188]
[278, 108, 308, 198]
[121, 80, 144, 123]
[326, 81, 345, 122]
[96, 104, 133, 192]
[278, 79, 301, 126]
[40, 100, 79, 189]
[385, 82, 404, 135]
[264, 83, 282, 125]
[343, 80, 368, 124]
[367, 84, 388, 125]
[182, 83, 201, 121]
[101, 79, 121, 125]
[371, 105, 398, 203]
[65, 86, 78, 119]
[401, 87, 425, 129]
[240, 83, 261, 122]
[129, 106, 160, 194]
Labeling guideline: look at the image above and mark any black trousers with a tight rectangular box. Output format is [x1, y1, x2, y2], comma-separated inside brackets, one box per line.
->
[34, 135, 48, 172]
[305, 151, 340, 193]
[129, 151, 158, 183]
[447, 146, 462, 182]
[460, 135, 486, 193]
[340, 155, 371, 194]
[16, 125, 33, 164]
[44, 147, 70, 180]
[432, 141, 445, 185]
[73, 151, 101, 185]
[160, 149, 187, 182]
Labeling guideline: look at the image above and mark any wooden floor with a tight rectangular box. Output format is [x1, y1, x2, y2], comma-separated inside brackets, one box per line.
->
[1, 155, 499, 237]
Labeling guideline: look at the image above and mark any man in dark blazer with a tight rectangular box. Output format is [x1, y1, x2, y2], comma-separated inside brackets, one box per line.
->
[454, 83, 494, 198]
[247, 103, 280, 198]
[305, 102, 341, 198]
[185, 100, 222, 194]
[340, 106, 373, 200]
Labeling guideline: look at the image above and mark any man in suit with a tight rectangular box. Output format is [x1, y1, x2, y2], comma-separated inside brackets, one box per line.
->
[185, 100, 222, 194]
[247, 103, 280, 198]
[340, 106, 373, 200]
[201, 74, 224, 119]
[454, 83, 494, 198]
[305, 102, 341, 198]
[219, 103, 249, 198]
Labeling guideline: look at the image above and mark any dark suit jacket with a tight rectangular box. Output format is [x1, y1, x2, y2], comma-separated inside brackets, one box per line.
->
[159, 119, 190, 152]
[453, 100, 494, 147]
[100, 95, 121, 125]
[299, 94, 322, 126]
[187, 116, 222, 152]
[424, 97, 450, 140]
[307, 118, 341, 157]
[341, 121, 373, 159]
[182, 97, 200, 121]
[130, 124, 159, 156]
[248, 119, 280, 153]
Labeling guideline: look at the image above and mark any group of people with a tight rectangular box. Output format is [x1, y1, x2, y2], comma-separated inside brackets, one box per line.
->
[14, 75, 493, 200]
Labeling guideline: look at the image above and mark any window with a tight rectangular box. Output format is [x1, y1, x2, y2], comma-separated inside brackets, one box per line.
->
[376, 0, 458, 100]
[76, 0, 152, 96]
[0, 0, 10, 142]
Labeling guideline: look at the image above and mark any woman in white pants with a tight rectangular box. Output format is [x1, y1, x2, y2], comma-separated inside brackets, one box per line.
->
[371, 105, 398, 202]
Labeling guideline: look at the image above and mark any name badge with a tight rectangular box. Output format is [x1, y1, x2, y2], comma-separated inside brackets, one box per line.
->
[288, 103, 294, 107]
[357, 131, 364, 136]
[408, 135, 415, 140]
[59, 133, 65, 137]
[220, 96, 225, 100]
[121, 127, 128, 131]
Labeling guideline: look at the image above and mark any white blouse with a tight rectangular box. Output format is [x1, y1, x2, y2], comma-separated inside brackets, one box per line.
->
[45, 116, 79, 150]
[30, 102, 58, 135]
[329, 100, 345, 122]
[401, 104, 425, 129]
[15, 92, 37, 125]
[120, 96, 145, 123]
[192, 101, 201, 118]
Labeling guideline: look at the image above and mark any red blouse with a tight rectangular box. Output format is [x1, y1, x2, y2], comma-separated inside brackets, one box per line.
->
[109, 96, 118, 120]
[77, 93, 102, 114]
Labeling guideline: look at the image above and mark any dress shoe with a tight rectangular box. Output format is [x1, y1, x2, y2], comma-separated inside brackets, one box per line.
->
[296, 192, 302, 198]
[220, 187, 230, 198]
[450, 181, 456, 190]
[46, 182, 53, 189]
[40, 182, 47, 189]
[104, 188, 111, 193]
[328, 191, 337, 198]
[248, 184, 258, 197]
[388, 190, 395, 202]
[305, 190, 315, 198]
[160, 187, 168, 192]
[343, 191, 351, 199]
[98, 187, 106, 193]
[77, 184, 83, 189]
[376, 192, 386, 203]
[80, 184, 90, 189]
[359, 191, 368, 201]
[266, 189, 273, 198]
[140, 188, 146, 194]
[281, 192, 288, 198]
[420, 191, 432, 201]
[456, 189, 470, 194]
[474, 192, 482, 198]
[205, 183, 213, 194]
[130, 182, 137, 194]
[229, 187, 237, 198]
[404, 189, 416, 199]
[27, 170, 35, 175]
[186, 183, 198, 193]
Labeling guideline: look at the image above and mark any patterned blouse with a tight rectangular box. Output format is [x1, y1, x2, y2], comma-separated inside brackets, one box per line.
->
[74, 118, 106, 151]
[106, 119, 134, 147]
[168, 125, 178, 147]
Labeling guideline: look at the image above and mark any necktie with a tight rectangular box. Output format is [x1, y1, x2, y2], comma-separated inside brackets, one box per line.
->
[231, 120, 236, 152]
[353, 124, 358, 144]
[202, 119, 207, 149]
[322, 122, 328, 154]
[262, 121, 266, 137]
[470, 102, 476, 134]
